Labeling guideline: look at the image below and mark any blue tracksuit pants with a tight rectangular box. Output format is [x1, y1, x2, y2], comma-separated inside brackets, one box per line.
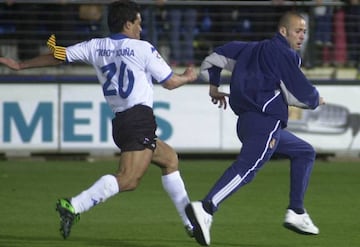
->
[204, 111, 316, 213]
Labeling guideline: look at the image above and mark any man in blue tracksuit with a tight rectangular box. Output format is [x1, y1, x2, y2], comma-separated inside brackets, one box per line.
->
[186, 11, 325, 246]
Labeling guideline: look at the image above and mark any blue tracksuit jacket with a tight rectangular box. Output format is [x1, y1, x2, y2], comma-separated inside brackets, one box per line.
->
[200, 32, 320, 127]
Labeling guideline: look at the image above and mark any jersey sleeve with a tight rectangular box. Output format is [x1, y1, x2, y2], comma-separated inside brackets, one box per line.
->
[65, 40, 94, 64]
[142, 42, 172, 83]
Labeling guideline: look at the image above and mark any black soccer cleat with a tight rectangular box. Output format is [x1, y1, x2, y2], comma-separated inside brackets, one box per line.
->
[55, 198, 80, 239]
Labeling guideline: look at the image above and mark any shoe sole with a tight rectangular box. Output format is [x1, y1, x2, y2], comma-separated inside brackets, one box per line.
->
[283, 222, 318, 235]
[185, 226, 194, 238]
[185, 204, 209, 246]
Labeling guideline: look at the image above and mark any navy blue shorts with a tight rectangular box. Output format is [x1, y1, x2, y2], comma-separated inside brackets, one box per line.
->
[112, 104, 157, 152]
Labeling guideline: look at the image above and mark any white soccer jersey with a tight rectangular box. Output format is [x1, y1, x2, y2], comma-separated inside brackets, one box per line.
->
[65, 33, 173, 113]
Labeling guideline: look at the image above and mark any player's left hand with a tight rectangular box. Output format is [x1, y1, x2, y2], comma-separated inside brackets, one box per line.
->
[183, 66, 197, 82]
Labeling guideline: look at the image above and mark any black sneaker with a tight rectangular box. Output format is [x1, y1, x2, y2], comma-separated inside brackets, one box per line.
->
[55, 198, 80, 239]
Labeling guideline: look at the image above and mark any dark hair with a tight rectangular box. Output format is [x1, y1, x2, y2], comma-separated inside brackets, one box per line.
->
[277, 11, 304, 30]
[107, 0, 141, 34]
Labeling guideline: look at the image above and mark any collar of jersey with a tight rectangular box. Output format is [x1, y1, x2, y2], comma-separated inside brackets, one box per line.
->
[109, 33, 129, 40]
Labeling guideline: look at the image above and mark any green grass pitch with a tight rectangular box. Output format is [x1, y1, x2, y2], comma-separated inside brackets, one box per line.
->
[0, 158, 359, 247]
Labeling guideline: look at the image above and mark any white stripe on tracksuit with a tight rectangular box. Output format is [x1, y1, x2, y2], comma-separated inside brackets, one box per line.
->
[212, 120, 281, 207]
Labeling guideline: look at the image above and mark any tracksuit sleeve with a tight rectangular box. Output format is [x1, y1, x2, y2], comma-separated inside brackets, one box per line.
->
[279, 52, 320, 109]
[199, 41, 242, 86]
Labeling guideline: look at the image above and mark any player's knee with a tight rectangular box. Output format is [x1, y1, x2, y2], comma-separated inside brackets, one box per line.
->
[309, 145, 316, 159]
[169, 152, 179, 168]
[301, 143, 316, 161]
[306, 143, 316, 155]
[163, 152, 179, 173]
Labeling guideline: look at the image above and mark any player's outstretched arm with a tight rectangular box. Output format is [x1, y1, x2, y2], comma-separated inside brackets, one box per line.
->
[162, 66, 197, 90]
[0, 53, 63, 71]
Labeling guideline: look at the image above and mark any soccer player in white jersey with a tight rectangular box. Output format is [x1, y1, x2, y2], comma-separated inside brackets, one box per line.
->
[0, 0, 197, 240]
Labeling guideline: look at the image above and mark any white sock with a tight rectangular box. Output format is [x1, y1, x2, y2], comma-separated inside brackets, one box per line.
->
[162, 171, 192, 227]
[71, 174, 119, 214]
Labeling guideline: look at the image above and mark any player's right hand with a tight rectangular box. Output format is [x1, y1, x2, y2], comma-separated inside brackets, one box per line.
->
[0, 57, 20, 70]
[209, 85, 229, 109]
